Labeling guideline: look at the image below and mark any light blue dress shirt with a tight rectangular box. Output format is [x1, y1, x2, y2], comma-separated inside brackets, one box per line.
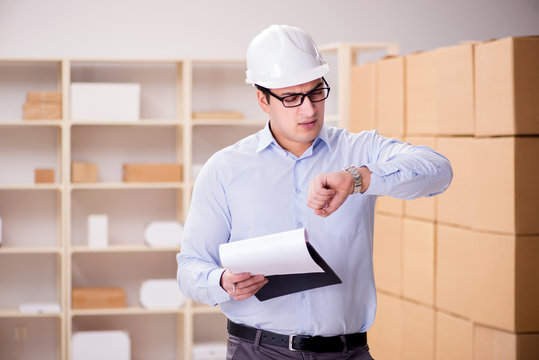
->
[177, 123, 452, 336]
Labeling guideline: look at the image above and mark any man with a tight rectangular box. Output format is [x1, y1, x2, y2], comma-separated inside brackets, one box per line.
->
[177, 24, 452, 359]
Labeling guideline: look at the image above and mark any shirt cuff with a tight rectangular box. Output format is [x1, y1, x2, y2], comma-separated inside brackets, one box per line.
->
[361, 163, 399, 196]
[208, 267, 232, 304]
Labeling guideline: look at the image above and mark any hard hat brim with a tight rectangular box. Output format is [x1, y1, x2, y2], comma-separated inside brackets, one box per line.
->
[246, 63, 329, 89]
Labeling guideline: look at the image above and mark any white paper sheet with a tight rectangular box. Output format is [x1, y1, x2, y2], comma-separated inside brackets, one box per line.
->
[219, 228, 324, 276]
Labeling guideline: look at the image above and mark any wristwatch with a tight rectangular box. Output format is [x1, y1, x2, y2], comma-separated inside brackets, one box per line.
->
[343, 166, 362, 194]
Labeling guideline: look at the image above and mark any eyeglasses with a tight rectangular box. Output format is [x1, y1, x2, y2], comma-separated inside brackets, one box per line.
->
[264, 78, 331, 108]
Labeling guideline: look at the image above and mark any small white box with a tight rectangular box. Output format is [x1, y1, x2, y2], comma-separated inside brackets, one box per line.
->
[72, 331, 130, 360]
[19, 302, 61, 314]
[71, 82, 140, 121]
[88, 215, 108, 248]
[192, 342, 227, 360]
[139, 279, 185, 309]
[144, 221, 183, 248]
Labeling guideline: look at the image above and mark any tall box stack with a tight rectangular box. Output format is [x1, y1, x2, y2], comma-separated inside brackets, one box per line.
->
[362, 36, 539, 360]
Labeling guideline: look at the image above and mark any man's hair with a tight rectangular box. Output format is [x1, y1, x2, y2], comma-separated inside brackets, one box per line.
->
[255, 84, 271, 103]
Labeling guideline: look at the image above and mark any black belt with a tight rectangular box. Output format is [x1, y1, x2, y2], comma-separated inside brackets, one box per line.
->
[227, 320, 367, 353]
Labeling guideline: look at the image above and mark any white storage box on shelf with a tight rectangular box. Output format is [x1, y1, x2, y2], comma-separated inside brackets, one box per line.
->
[72, 330, 131, 360]
[192, 342, 227, 360]
[144, 221, 183, 248]
[139, 279, 185, 309]
[70, 82, 141, 121]
[87, 214, 109, 248]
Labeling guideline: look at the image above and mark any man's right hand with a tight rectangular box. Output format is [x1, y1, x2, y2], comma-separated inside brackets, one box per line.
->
[220, 269, 268, 301]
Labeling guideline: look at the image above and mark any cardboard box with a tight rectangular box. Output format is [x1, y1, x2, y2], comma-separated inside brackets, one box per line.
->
[34, 169, 55, 184]
[71, 162, 98, 183]
[401, 300, 435, 360]
[72, 287, 126, 309]
[403, 137, 437, 221]
[373, 214, 402, 295]
[405, 51, 437, 135]
[435, 312, 473, 360]
[71, 82, 140, 121]
[123, 163, 182, 183]
[26, 91, 62, 103]
[472, 137, 539, 234]
[402, 218, 434, 305]
[376, 196, 404, 216]
[435, 225, 473, 318]
[349, 63, 377, 133]
[475, 37, 539, 136]
[434, 44, 475, 135]
[436, 137, 474, 227]
[23, 102, 62, 120]
[474, 325, 539, 360]
[368, 292, 402, 360]
[471, 232, 539, 332]
[376, 56, 405, 137]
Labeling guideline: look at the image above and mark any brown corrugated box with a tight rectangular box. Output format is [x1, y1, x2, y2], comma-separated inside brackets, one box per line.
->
[475, 36, 539, 136]
[23, 91, 62, 120]
[471, 232, 539, 332]
[72, 287, 126, 309]
[26, 91, 62, 103]
[376, 196, 404, 216]
[474, 325, 539, 360]
[435, 312, 473, 360]
[376, 56, 405, 137]
[402, 218, 435, 306]
[373, 214, 402, 295]
[23, 103, 62, 120]
[435, 43, 475, 135]
[405, 50, 437, 136]
[401, 300, 435, 360]
[403, 137, 437, 221]
[472, 137, 539, 235]
[349, 63, 377, 133]
[71, 162, 98, 183]
[436, 137, 474, 228]
[435, 224, 474, 318]
[123, 163, 182, 182]
[34, 169, 55, 184]
[368, 292, 403, 360]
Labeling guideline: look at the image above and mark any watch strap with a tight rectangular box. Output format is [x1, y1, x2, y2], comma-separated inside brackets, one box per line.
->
[343, 166, 362, 194]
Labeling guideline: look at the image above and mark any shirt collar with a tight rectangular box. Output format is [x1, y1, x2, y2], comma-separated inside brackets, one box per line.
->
[256, 121, 333, 154]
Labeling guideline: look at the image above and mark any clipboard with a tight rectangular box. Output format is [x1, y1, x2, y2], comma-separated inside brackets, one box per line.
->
[219, 228, 342, 301]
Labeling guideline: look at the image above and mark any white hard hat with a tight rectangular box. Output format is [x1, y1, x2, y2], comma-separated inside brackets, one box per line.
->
[245, 24, 329, 89]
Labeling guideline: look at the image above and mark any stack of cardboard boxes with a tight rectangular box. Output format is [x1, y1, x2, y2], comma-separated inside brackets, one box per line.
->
[350, 36, 539, 360]
[22, 91, 62, 120]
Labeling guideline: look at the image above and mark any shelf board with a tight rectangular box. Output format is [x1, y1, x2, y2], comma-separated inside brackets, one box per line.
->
[70, 182, 184, 190]
[0, 184, 61, 190]
[69, 119, 181, 127]
[192, 119, 266, 126]
[0, 246, 62, 254]
[71, 306, 185, 317]
[71, 244, 178, 253]
[0, 120, 63, 127]
[0, 309, 62, 318]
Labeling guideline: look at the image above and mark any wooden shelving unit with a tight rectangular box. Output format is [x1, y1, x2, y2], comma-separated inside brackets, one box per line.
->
[0, 42, 398, 360]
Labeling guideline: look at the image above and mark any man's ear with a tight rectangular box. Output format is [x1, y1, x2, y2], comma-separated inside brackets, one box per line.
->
[257, 90, 270, 114]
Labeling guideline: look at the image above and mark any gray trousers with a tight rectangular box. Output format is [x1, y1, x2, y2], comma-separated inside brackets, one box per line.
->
[226, 333, 374, 360]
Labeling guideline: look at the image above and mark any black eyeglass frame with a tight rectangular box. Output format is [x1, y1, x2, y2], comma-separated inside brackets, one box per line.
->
[262, 77, 331, 108]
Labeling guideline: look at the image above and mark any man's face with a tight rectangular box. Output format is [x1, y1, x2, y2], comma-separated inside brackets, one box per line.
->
[257, 78, 326, 157]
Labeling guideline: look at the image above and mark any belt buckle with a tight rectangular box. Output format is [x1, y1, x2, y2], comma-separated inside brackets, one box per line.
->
[288, 335, 299, 351]
[288, 335, 309, 352]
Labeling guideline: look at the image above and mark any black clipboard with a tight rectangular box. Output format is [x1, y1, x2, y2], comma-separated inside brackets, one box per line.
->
[255, 242, 342, 301]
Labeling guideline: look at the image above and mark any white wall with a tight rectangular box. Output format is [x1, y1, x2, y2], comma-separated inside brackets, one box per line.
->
[0, 0, 538, 59]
